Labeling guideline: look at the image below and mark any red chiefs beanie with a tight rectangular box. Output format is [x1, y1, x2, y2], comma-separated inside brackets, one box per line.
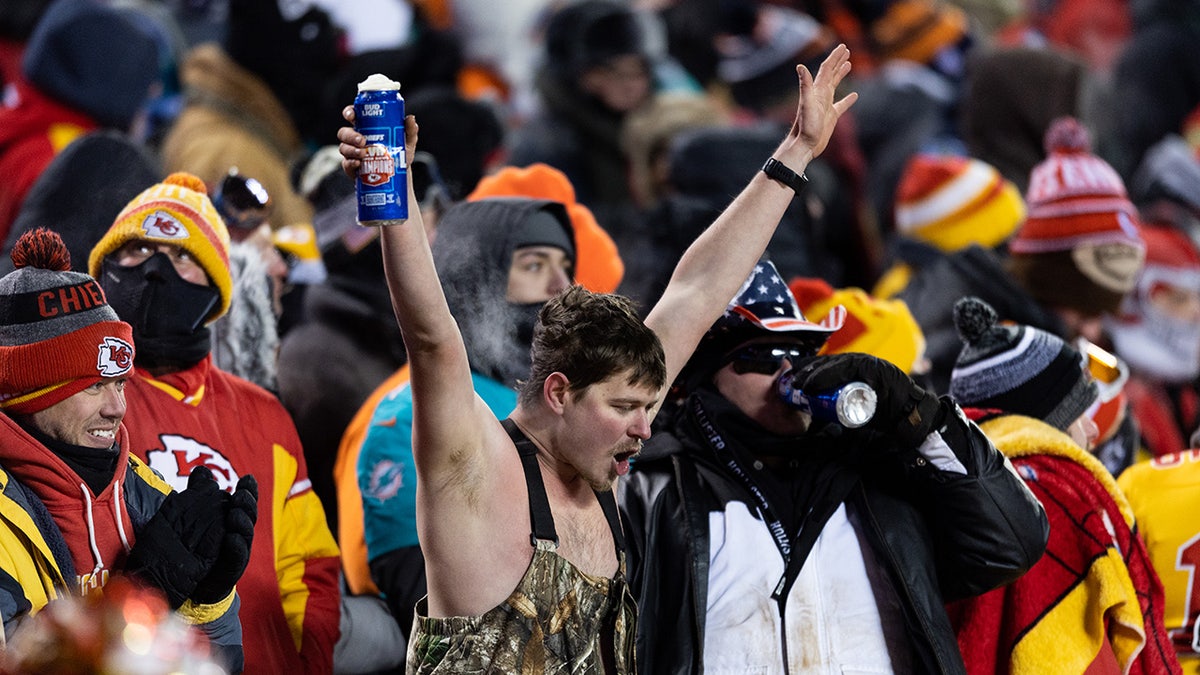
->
[0, 229, 134, 415]
[1008, 117, 1145, 315]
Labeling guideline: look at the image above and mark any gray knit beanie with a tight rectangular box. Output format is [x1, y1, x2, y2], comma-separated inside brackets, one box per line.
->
[949, 296, 1097, 431]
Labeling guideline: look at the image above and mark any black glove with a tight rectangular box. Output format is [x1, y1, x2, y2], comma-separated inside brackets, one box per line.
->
[191, 474, 258, 604]
[125, 466, 227, 608]
[788, 353, 944, 449]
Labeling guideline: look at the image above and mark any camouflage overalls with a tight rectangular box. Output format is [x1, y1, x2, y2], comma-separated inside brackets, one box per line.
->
[406, 419, 637, 674]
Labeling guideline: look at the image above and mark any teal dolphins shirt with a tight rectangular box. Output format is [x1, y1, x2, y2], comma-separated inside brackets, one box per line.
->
[358, 372, 518, 557]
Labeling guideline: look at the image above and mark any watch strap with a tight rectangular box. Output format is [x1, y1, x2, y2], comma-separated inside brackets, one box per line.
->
[761, 158, 808, 193]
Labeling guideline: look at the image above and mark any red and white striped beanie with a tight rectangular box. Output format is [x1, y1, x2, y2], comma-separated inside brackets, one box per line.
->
[1007, 117, 1145, 315]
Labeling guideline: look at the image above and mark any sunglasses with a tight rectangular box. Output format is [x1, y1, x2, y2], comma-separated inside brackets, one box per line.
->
[724, 344, 811, 375]
[213, 171, 271, 231]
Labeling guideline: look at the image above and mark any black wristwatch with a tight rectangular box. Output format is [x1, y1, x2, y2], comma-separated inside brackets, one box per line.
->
[761, 158, 808, 193]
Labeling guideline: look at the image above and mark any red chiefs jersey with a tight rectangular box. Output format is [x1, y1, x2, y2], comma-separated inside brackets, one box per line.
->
[121, 355, 340, 674]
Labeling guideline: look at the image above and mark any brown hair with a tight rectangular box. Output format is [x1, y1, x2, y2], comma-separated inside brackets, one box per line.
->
[518, 285, 665, 406]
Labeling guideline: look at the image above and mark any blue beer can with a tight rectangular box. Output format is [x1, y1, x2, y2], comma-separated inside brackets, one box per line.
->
[354, 74, 408, 226]
[777, 378, 878, 429]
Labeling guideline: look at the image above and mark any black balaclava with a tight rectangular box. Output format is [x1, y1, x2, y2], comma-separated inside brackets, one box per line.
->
[431, 198, 576, 388]
[509, 302, 544, 358]
[101, 252, 220, 371]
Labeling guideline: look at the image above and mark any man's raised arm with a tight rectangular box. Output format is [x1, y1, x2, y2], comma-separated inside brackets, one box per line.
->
[645, 45, 857, 388]
[337, 112, 481, 479]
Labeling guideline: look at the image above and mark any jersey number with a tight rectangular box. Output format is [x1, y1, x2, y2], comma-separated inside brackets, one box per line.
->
[1174, 533, 1200, 654]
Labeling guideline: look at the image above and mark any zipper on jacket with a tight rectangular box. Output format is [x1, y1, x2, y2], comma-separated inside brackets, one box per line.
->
[774, 585, 792, 675]
[771, 522, 809, 675]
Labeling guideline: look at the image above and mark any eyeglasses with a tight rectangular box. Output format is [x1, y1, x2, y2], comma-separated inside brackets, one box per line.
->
[724, 344, 810, 375]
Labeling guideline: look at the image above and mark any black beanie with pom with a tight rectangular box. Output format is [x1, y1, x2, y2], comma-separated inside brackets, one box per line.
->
[949, 296, 1097, 431]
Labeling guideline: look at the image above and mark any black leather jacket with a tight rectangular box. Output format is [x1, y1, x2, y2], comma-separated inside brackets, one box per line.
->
[619, 398, 1049, 674]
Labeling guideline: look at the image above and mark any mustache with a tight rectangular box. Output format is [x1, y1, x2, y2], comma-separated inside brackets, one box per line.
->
[617, 440, 644, 457]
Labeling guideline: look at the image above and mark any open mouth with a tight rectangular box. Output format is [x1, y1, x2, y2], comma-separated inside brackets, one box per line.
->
[613, 447, 640, 477]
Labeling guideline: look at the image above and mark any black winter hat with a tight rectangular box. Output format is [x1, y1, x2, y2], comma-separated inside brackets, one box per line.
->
[21, 0, 161, 130]
[0, 0, 51, 41]
[1, 131, 161, 277]
[949, 296, 1097, 431]
[544, 0, 646, 77]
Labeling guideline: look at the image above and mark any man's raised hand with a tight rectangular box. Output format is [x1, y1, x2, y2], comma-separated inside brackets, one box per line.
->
[787, 44, 858, 165]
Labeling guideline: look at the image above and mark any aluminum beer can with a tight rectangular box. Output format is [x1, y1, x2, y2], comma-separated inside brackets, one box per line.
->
[777, 378, 877, 428]
[354, 73, 408, 226]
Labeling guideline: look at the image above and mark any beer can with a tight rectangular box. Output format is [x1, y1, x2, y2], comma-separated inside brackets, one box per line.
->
[354, 73, 408, 226]
[777, 378, 877, 429]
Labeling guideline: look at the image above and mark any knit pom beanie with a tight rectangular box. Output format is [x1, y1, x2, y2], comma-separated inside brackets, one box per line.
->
[894, 153, 1025, 251]
[0, 229, 134, 414]
[1007, 117, 1145, 315]
[950, 296, 1097, 431]
[89, 172, 232, 323]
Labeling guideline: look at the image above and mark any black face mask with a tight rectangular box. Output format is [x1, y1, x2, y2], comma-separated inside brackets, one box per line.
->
[510, 301, 543, 351]
[17, 421, 118, 496]
[101, 253, 221, 371]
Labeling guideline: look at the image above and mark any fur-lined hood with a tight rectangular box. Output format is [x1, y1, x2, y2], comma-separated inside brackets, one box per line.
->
[976, 413, 1135, 528]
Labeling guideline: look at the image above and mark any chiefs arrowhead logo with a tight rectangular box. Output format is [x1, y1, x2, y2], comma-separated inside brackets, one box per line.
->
[146, 434, 239, 493]
[140, 210, 189, 240]
[360, 145, 396, 187]
[96, 336, 134, 377]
